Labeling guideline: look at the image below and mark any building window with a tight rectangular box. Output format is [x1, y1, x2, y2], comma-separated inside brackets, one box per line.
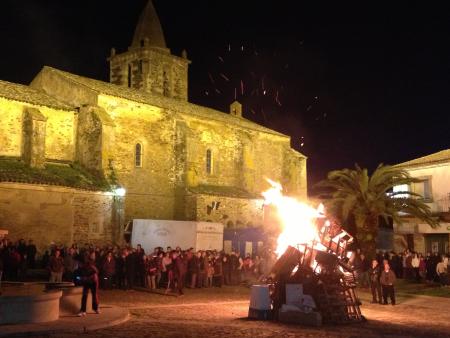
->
[412, 177, 432, 201]
[135, 143, 143, 167]
[206, 149, 213, 175]
[127, 64, 132, 87]
[138, 60, 143, 74]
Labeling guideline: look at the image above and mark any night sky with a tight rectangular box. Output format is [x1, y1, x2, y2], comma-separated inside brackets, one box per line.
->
[1, 0, 449, 191]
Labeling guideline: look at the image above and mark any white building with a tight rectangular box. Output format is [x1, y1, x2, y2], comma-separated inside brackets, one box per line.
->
[393, 149, 450, 254]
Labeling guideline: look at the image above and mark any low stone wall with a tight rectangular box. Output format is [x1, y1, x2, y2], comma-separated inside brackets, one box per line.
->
[0, 182, 115, 252]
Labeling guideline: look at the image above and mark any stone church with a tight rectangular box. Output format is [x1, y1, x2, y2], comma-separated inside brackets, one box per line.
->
[0, 1, 306, 249]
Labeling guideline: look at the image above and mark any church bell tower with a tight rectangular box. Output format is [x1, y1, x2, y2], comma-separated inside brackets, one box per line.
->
[108, 0, 190, 100]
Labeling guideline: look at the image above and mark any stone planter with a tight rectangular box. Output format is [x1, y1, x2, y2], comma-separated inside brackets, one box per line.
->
[0, 290, 62, 324]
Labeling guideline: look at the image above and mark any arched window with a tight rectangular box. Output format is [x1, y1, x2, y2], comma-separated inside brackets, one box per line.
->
[135, 143, 142, 167]
[206, 149, 213, 175]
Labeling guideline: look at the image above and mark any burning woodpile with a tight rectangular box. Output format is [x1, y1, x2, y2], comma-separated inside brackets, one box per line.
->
[248, 180, 364, 326]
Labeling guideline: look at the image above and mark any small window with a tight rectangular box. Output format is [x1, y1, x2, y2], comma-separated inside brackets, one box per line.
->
[135, 143, 143, 167]
[138, 60, 143, 74]
[127, 64, 132, 87]
[206, 149, 213, 174]
[412, 177, 432, 201]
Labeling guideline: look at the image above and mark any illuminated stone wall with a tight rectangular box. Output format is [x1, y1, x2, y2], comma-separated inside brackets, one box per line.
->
[97, 94, 177, 221]
[0, 97, 76, 163]
[0, 182, 115, 253]
[0, 97, 24, 157]
[185, 193, 265, 228]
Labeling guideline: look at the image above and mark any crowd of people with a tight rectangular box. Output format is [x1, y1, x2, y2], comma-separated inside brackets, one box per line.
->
[2, 236, 450, 308]
[0, 237, 278, 296]
[349, 248, 450, 305]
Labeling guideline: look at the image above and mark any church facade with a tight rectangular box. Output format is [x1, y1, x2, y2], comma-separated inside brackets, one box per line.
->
[0, 1, 306, 248]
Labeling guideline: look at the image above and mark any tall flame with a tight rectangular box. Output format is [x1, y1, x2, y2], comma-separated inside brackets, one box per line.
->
[262, 179, 325, 256]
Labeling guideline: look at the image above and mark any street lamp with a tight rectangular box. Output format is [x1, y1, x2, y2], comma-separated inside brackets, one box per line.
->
[114, 187, 126, 197]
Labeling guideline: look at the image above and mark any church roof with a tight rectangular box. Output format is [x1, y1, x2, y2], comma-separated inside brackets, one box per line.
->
[0, 79, 72, 110]
[40, 66, 288, 138]
[394, 149, 450, 168]
[131, 0, 166, 49]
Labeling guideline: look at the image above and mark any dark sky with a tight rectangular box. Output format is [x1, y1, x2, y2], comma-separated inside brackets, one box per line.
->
[1, 0, 449, 190]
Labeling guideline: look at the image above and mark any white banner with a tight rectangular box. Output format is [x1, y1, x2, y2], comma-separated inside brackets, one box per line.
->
[131, 219, 223, 253]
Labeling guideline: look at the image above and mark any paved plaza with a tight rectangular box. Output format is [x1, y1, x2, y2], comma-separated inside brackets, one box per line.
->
[13, 286, 450, 338]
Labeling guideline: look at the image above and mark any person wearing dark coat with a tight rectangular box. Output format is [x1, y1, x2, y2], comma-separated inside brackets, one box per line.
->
[369, 259, 382, 304]
[188, 252, 199, 288]
[125, 249, 136, 290]
[101, 252, 116, 289]
[171, 252, 187, 295]
[135, 245, 146, 287]
[222, 254, 231, 285]
[229, 252, 239, 285]
[213, 255, 223, 287]
[26, 240, 37, 269]
[115, 250, 126, 289]
[78, 255, 100, 316]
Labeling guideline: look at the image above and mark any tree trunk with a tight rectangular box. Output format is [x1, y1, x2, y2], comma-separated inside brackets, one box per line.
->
[357, 215, 379, 259]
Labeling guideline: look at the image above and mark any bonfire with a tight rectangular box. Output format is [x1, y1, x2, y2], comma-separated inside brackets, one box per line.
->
[251, 179, 364, 325]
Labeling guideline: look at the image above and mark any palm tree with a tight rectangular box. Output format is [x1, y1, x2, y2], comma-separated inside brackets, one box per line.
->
[316, 164, 438, 257]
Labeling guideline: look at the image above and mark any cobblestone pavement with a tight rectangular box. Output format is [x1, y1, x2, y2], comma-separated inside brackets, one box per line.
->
[30, 287, 450, 338]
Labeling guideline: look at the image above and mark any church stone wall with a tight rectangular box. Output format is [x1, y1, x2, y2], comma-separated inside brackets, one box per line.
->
[97, 95, 177, 221]
[39, 106, 75, 162]
[186, 193, 265, 228]
[0, 182, 115, 253]
[0, 97, 76, 163]
[0, 98, 24, 157]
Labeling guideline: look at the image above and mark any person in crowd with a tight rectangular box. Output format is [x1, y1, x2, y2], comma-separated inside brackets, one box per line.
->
[49, 249, 64, 283]
[125, 248, 136, 290]
[213, 254, 223, 287]
[222, 254, 231, 285]
[26, 239, 37, 269]
[101, 251, 116, 289]
[405, 250, 413, 280]
[425, 252, 434, 283]
[229, 251, 239, 285]
[78, 254, 100, 316]
[359, 254, 370, 288]
[418, 253, 426, 281]
[369, 259, 382, 304]
[135, 244, 146, 287]
[188, 250, 199, 288]
[171, 251, 186, 295]
[436, 256, 448, 287]
[146, 254, 157, 290]
[155, 252, 163, 288]
[411, 252, 420, 282]
[198, 251, 208, 288]
[161, 251, 172, 288]
[206, 257, 214, 287]
[380, 262, 396, 305]
[63, 247, 77, 282]
[41, 250, 50, 270]
[115, 249, 126, 290]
